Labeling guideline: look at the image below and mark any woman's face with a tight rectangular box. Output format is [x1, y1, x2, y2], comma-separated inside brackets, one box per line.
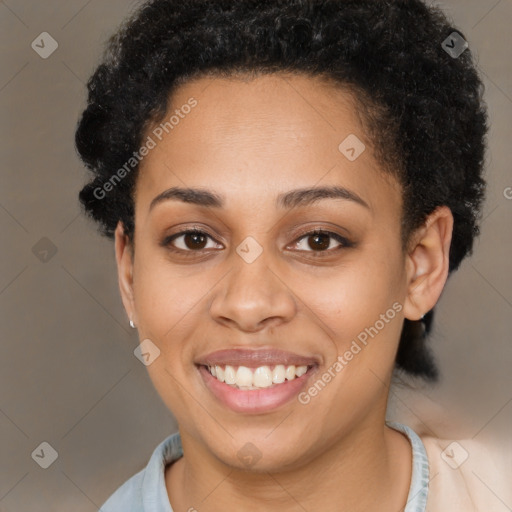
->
[119, 73, 412, 470]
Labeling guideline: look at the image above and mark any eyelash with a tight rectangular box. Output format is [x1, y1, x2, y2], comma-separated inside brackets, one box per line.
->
[161, 227, 354, 258]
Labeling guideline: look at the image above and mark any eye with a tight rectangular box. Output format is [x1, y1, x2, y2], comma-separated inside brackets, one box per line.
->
[162, 227, 353, 257]
[163, 228, 221, 255]
[290, 229, 353, 254]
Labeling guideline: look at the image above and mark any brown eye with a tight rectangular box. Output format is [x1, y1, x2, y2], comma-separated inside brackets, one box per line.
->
[306, 232, 331, 251]
[163, 229, 220, 255]
[181, 231, 208, 250]
[161, 227, 353, 258]
[292, 229, 352, 253]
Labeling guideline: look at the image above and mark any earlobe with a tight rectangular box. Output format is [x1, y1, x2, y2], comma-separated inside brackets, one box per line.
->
[403, 206, 454, 321]
[114, 221, 136, 325]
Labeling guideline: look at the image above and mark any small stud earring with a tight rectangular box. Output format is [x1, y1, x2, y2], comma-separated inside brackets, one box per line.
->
[129, 319, 136, 329]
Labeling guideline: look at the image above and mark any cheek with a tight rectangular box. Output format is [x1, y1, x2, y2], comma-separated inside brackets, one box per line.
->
[306, 254, 402, 333]
[132, 252, 211, 363]
[133, 233, 405, 361]
[304, 260, 405, 395]
[131, 255, 210, 416]
[295, 259, 404, 417]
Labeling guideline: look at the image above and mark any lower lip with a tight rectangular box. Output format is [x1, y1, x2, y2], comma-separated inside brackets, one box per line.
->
[197, 365, 316, 414]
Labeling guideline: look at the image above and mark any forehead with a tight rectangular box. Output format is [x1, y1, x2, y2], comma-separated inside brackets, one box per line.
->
[135, 73, 400, 217]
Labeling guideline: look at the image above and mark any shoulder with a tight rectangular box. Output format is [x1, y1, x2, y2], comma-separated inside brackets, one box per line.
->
[418, 433, 511, 512]
[99, 432, 183, 512]
[99, 468, 145, 512]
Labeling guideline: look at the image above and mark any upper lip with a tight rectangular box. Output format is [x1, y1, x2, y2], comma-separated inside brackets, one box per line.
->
[195, 348, 320, 368]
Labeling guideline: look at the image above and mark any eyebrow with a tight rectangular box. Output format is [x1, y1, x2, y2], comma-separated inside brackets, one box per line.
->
[148, 185, 370, 212]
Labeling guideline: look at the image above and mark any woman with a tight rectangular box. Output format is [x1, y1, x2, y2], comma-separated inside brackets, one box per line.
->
[75, 0, 495, 510]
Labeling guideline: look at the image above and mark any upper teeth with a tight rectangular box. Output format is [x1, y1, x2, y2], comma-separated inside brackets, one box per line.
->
[208, 364, 309, 389]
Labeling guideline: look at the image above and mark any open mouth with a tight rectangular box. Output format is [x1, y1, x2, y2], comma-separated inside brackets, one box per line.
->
[196, 363, 318, 413]
[201, 363, 315, 390]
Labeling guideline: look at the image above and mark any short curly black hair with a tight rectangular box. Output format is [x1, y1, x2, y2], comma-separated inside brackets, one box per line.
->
[75, 0, 488, 382]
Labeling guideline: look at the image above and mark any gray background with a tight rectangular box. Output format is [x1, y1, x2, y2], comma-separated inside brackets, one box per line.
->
[0, 0, 511, 510]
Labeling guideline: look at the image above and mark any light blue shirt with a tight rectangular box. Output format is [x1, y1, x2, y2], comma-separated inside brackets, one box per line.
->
[99, 421, 429, 511]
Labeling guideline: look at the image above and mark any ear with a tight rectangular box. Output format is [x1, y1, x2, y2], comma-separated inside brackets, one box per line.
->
[403, 206, 454, 321]
[114, 221, 136, 326]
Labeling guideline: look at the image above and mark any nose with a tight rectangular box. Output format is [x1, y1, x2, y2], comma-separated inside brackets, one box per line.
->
[208, 250, 297, 333]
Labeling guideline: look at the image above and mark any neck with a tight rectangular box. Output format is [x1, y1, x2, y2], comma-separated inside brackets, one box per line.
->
[166, 415, 412, 512]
